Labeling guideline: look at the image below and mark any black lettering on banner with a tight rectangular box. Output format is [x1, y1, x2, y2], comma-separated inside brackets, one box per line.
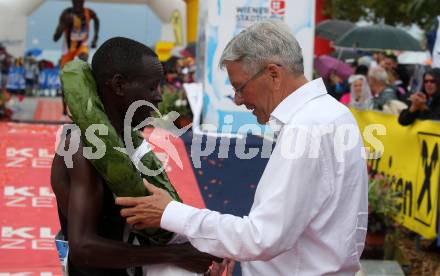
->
[360, 122, 440, 235]
[395, 178, 403, 213]
[404, 181, 413, 217]
[390, 177, 413, 218]
[417, 141, 437, 214]
[413, 133, 440, 228]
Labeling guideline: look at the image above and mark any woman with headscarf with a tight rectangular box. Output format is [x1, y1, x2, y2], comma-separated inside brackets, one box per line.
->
[398, 68, 440, 126]
[340, 75, 372, 109]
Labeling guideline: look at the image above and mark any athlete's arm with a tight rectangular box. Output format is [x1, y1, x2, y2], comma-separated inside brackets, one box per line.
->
[53, 10, 72, 42]
[54, 134, 218, 272]
[89, 9, 100, 48]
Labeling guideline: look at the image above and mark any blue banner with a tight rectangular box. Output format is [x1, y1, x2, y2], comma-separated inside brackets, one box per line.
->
[6, 66, 25, 91]
[39, 68, 61, 90]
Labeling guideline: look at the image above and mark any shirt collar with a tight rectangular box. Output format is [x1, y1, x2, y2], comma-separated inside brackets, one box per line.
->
[270, 78, 328, 125]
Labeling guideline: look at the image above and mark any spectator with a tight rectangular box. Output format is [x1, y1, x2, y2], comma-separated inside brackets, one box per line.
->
[383, 53, 409, 101]
[0, 44, 12, 90]
[408, 64, 428, 94]
[383, 53, 399, 83]
[341, 75, 372, 109]
[357, 56, 374, 69]
[368, 66, 399, 111]
[24, 55, 40, 96]
[325, 71, 349, 101]
[0, 90, 12, 120]
[7, 58, 26, 101]
[371, 51, 386, 68]
[355, 64, 369, 76]
[38, 59, 55, 70]
[398, 68, 440, 126]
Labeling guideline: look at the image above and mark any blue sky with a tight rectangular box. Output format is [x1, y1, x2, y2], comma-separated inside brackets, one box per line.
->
[27, 0, 163, 51]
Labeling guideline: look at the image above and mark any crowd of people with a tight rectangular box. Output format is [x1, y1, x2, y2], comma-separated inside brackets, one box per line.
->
[0, 44, 196, 121]
[322, 51, 440, 126]
[2, 40, 439, 128]
[157, 54, 195, 122]
[164, 49, 440, 129]
[0, 45, 58, 94]
[0, 45, 59, 120]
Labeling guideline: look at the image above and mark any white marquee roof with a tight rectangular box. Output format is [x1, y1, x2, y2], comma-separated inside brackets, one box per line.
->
[0, 0, 184, 21]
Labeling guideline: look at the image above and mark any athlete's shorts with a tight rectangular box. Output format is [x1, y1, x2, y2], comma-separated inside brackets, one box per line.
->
[61, 43, 89, 68]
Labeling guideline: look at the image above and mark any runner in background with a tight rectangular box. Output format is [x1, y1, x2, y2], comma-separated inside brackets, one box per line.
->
[53, 0, 99, 68]
[53, 0, 99, 116]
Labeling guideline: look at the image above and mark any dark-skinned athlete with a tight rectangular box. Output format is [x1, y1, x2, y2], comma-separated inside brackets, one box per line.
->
[51, 37, 221, 275]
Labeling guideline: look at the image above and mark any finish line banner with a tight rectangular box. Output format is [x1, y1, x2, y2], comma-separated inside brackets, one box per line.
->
[351, 109, 440, 239]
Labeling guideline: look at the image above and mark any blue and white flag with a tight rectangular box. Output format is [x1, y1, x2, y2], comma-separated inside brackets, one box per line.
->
[6, 66, 25, 91]
[39, 68, 61, 90]
[432, 16, 440, 68]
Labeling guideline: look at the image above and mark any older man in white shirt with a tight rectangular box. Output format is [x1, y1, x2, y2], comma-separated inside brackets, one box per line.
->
[116, 20, 368, 276]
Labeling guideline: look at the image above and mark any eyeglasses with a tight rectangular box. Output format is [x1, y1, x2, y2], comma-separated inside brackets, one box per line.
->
[232, 67, 266, 97]
[424, 79, 436, 84]
[232, 64, 282, 97]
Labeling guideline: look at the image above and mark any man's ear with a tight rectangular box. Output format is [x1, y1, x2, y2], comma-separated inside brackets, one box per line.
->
[267, 63, 282, 90]
[110, 74, 125, 96]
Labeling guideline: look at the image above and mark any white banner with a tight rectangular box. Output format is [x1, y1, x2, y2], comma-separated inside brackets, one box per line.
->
[432, 16, 440, 69]
[198, 0, 316, 133]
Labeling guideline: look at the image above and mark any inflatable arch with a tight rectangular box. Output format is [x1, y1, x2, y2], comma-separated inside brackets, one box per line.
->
[0, 0, 196, 57]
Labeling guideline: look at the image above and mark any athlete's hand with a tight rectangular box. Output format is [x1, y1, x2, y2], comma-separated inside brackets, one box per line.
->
[175, 243, 222, 274]
[91, 37, 98, 48]
[208, 259, 235, 276]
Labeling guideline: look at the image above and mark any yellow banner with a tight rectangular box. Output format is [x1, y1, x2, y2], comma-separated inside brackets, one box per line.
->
[351, 109, 440, 239]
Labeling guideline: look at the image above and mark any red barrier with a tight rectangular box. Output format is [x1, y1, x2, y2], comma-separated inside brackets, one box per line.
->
[0, 123, 203, 274]
[33, 99, 65, 123]
[0, 123, 61, 274]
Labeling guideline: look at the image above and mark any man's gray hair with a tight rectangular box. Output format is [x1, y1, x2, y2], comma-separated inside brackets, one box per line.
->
[368, 66, 389, 85]
[219, 20, 304, 75]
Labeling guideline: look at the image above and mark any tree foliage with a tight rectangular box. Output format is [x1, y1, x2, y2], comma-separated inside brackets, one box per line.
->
[324, 0, 440, 31]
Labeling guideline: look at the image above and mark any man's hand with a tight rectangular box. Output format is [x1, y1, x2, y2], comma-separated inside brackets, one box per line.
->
[116, 179, 173, 229]
[409, 92, 428, 112]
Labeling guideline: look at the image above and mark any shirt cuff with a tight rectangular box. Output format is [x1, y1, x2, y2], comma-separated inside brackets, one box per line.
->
[160, 201, 197, 234]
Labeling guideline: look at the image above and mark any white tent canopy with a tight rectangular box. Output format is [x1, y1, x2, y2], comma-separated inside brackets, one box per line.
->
[0, 0, 45, 15]
[0, 0, 186, 56]
[0, 0, 186, 21]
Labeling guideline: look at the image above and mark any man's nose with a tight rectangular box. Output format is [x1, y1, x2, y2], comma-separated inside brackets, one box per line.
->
[154, 86, 163, 102]
[234, 94, 244, 105]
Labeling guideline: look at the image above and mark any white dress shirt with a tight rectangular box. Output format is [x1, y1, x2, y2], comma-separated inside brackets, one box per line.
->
[161, 78, 368, 276]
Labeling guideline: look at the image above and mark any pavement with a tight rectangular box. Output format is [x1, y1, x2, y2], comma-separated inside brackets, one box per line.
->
[358, 260, 405, 276]
[10, 95, 70, 124]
